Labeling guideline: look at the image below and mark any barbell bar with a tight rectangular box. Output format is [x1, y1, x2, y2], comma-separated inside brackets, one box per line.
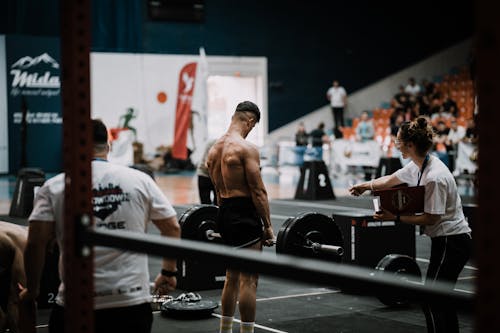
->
[204, 230, 344, 256]
[179, 205, 345, 262]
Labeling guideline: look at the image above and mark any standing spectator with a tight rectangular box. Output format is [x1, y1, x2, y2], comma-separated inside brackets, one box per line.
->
[433, 120, 450, 168]
[445, 118, 466, 172]
[295, 122, 309, 147]
[197, 139, 217, 205]
[355, 111, 375, 142]
[309, 122, 330, 160]
[294, 122, 309, 166]
[19, 119, 181, 333]
[326, 80, 347, 129]
[404, 77, 422, 96]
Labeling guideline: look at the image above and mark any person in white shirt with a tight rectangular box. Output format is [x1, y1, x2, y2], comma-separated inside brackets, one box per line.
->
[446, 118, 466, 146]
[350, 116, 471, 333]
[19, 119, 181, 333]
[326, 80, 347, 129]
[404, 77, 422, 96]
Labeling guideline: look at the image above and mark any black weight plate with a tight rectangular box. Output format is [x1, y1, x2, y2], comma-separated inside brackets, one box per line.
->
[276, 212, 343, 262]
[161, 300, 218, 319]
[179, 205, 219, 241]
[374, 254, 422, 307]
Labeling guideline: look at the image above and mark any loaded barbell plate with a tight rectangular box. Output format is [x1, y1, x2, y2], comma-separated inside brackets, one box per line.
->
[161, 299, 218, 319]
[374, 254, 422, 307]
[276, 212, 344, 262]
[179, 205, 220, 242]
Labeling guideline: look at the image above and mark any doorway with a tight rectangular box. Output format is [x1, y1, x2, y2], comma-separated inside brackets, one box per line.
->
[206, 75, 265, 146]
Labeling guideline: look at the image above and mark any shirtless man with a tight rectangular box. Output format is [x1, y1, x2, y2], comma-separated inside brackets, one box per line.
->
[0, 221, 35, 333]
[206, 101, 274, 333]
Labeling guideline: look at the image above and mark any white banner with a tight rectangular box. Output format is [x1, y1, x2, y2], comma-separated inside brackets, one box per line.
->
[331, 139, 382, 173]
[0, 35, 7, 173]
[90, 52, 207, 164]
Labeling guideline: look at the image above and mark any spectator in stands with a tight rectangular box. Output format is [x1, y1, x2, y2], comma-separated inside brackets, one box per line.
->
[429, 96, 443, 117]
[446, 118, 466, 148]
[391, 85, 410, 110]
[441, 94, 458, 117]
[416, 93, 431, 117]
[391, 113, 405, 138]
[404, 77, 421, 96]
[295, 122, 309, 147]
[355, 111, 375, 142]
[354, 111, 376, 181]
[421, 79, 436, 98]
[462, 118, 478, 144]
[326, 80, 347, 129]
[433, 120, 450, 168]
[445, 118, 466, 172]
[309, 122, 330, 160]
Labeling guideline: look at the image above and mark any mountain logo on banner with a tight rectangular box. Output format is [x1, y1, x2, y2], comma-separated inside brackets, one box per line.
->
[11, 53, 59, 69]
[10, 52, 61, 95]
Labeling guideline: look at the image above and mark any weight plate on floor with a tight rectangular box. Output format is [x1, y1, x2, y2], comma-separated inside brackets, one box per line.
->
[374, 254, 422, 307]
[276, 212, 343, 262]
[161, 299, 218, 319]
[179, 205, 219, 241]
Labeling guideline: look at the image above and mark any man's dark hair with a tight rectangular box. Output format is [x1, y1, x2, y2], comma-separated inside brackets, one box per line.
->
[235, 101, 260, 123]
[93, 119, 108, 145]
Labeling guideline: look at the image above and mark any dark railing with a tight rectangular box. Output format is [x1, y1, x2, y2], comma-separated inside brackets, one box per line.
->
[82, 227, 474, 310]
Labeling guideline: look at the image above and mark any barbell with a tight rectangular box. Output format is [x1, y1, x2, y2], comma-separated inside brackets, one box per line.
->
[179, 205, 345, 261]
[178, 205, 425, 308]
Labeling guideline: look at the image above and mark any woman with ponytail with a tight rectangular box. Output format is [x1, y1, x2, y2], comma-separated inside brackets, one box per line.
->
[350, 116, 472, 332]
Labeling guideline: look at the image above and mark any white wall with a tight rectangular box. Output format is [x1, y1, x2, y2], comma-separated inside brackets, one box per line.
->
[90, 52, 267, 165]
[268, 38, 473, 144]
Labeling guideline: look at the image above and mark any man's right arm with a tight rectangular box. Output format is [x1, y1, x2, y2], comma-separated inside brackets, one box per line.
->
[244, 147, 274, 245]
[22, 221, 55, 300]
[151, 216, 180, 294]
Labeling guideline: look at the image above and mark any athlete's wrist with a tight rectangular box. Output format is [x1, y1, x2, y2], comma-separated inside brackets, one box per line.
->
[160, 269, 178, 277]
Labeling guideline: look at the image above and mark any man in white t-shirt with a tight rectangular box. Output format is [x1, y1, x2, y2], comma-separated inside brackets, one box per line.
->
[20, 119, 181, 333]
[404, 77, 421, 96]
[326, 80, 347, 129]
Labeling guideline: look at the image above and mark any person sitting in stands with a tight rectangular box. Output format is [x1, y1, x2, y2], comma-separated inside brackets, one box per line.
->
[355, 111, 375, 142]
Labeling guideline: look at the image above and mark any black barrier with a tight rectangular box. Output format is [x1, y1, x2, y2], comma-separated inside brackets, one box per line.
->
[294, 160, 335, 200]
[81, 227, 474, 310]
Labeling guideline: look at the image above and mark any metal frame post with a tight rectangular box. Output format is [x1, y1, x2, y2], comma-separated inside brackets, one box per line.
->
[60, 0, 94, 332]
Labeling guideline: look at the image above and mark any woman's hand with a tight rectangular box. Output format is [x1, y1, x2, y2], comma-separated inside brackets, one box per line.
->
[373, 208, 397, 221]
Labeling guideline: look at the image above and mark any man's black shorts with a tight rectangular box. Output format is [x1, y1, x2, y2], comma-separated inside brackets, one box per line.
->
[217, 197, 263, 248]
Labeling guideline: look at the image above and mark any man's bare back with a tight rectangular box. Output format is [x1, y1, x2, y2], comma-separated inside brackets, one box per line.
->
[207, 133, 260, 201]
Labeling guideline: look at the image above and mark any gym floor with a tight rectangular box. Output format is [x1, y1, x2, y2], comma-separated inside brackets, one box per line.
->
[0, 168, 476, 333]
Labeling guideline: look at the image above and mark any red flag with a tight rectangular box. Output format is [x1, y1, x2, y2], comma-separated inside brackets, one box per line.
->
[172, 62, 197, 160]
